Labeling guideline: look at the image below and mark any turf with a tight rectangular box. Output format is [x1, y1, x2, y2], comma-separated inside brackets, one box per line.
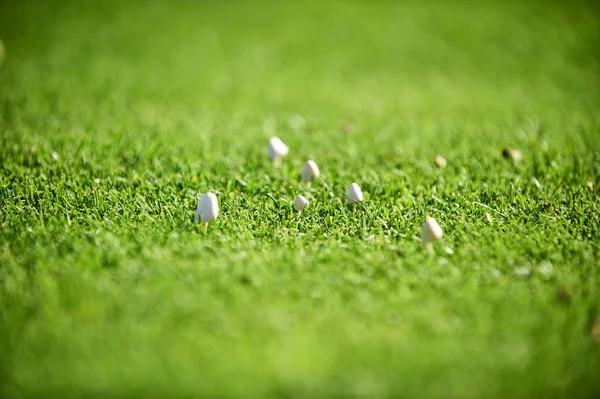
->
[1, 0, 600, 398]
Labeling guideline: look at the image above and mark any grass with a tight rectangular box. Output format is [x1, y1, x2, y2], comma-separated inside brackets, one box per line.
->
[1, 0, 600, 397]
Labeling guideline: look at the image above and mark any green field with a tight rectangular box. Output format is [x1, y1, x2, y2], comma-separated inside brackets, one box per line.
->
[1, 0, 600, 397]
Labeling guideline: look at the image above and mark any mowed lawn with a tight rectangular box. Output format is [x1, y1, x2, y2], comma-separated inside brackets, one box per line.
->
[1, 0, 600, 397]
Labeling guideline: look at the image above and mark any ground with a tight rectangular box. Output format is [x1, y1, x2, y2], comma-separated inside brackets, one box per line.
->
[1, 1, 600, 398]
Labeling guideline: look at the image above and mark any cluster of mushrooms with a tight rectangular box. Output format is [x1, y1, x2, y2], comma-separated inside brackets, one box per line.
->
[195, 137, 443, 249]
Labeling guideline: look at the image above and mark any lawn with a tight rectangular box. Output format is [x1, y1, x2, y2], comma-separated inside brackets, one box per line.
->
[1, 0, 600, 398]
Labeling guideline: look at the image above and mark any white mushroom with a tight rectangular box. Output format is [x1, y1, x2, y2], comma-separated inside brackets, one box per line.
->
[294, 195, 309, 212]
[347, 183, 363, 204]
[502, 147, 522, 163]
[434, 155, 447, 168]
[421, 217, 443, 248]
[301, 160, 320, 183]
[195, 192, 219, 230]
[267, 137, 289, 162]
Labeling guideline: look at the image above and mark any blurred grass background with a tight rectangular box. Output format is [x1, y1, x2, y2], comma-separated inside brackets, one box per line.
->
[1, 1, 600, 398]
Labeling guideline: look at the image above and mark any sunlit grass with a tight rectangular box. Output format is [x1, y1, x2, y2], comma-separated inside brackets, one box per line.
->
[1, 1, 599, 397]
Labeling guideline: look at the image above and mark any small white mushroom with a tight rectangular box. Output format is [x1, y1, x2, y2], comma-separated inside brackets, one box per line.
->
[301, 160, 320, 183]
[434, 155, 447, 168]
[294, 195, 309, 212]
[502, 147, 522, 163]
[347, 183, 363, 204]
[195, 192, 219, 230]
[421, 217, 443, 248]
[267, 137, 289, 162]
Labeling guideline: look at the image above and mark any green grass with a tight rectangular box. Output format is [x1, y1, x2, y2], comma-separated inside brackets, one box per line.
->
[1, 0, 600, 397]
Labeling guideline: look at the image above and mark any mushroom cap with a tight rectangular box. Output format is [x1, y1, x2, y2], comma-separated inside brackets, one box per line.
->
[294, 195, 309, 211]
[347, 183, 363, 204]
[301, 160, 320, 182]
[421, 217, 443, 243]
[267, 137, 289, 159]
[195, 192, 219, 223]
[434, 155, 447, 168]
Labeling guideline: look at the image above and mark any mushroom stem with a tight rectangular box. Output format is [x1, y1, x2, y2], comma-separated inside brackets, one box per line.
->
[204, 222, 208, 232]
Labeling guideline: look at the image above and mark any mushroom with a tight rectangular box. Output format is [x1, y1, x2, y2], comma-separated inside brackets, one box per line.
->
[195, 192, 219, 230]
